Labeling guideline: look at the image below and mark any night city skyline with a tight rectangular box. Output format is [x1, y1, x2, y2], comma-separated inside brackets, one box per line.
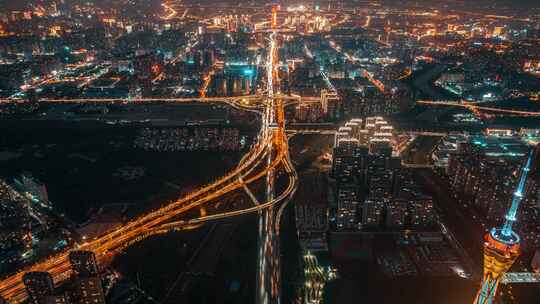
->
[0, 1, 539, 303]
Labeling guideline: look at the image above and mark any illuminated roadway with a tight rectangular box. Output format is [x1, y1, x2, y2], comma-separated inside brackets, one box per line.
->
[0, 95, 268, 115]
[0, 22, 298, 304]
[0, 94, 319, 107]
[416, 100, 540, 117]
[0, 95, 259, 105]
[256, 26, 289, 304]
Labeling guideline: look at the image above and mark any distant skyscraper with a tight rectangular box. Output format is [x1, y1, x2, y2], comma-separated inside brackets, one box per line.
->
[22, 272, 54, 304]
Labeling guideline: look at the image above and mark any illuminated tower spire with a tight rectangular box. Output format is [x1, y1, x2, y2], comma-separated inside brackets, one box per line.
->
[500, 151, 533, 237]
[473, 149, 535, 304]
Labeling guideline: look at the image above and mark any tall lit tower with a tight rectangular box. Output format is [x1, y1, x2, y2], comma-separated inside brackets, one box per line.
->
[473, 149, 535, 304]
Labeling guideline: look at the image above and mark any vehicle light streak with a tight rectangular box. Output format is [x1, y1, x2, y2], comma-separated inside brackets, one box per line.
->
[0, 18, 298, 304]
[417, 100, 540, 117]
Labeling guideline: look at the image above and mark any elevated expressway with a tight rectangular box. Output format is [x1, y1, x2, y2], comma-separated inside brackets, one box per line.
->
[0, 95, 262, 106]
[0, 94, 319, 114]
[0, 39, 297, 304]
[416, 100, 540, 117]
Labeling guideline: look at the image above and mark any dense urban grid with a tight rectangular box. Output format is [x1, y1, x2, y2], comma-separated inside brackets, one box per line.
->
[0, 0, 539, 304]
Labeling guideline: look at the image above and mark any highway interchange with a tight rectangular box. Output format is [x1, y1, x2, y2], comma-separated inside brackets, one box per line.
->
[0, 14, 297, 304]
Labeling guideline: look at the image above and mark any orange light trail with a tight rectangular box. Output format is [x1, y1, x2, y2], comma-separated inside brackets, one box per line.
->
[0, 8, 303, 303]
[417, 100, 540, 117]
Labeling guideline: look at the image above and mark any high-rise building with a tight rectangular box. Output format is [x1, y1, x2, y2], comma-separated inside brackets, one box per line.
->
[74, 278, 104, 304]
[69, 251, 105, 304]
[332, 117, 430, 232]
[345, 120, 362, 139]
[447, 136, 529, 221]
[334, 130, 351, 147]
[386, 199, 408, 228]
[358, 129, 369, 146]
[69, 251, 99, 277]
[367, 163, 395, 199]
[362, 199, 385, 228]
[409, 196, 436, 228]
[369, 138, 392, 156]
[336, 183, 360, 230]
[43, 293, 70, 304]
[22, 272, 54, 304]
[321, 89, 339, 117]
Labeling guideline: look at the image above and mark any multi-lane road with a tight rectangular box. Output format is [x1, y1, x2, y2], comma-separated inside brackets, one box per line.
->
[417, 100, 540, 117]
[256, 27, 299, 304]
